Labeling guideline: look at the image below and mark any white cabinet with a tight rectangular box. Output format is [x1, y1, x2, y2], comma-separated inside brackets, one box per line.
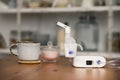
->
[0, 0, 119, 53]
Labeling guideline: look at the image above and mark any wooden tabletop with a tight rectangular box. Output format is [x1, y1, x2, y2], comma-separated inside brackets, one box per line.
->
[0, 54, 120, 80]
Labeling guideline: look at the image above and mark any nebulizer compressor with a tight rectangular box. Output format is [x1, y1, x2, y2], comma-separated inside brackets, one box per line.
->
[57, 21, 107, 68]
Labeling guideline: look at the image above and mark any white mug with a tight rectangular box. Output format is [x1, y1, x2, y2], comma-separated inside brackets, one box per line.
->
[10, 42, 40, 61]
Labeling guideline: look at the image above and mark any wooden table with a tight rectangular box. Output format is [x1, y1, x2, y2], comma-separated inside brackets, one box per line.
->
[0, 54, 120, 80]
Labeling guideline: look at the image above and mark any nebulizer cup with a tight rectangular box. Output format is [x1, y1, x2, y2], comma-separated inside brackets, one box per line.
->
[57, 21, 83, 58]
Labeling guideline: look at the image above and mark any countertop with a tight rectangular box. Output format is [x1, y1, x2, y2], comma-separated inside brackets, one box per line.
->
[0, 54, 120, 80]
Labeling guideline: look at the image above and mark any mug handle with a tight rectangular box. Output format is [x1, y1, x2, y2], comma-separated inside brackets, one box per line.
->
[10, 43, 18, 56]
[77, 44, 83, 51]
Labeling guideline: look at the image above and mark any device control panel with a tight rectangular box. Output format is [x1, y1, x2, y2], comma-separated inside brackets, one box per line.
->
[73, 56, 106, 67]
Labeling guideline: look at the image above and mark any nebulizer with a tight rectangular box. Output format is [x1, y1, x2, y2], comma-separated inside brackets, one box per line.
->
[57, 21, 83, 58]
[57, 21, 120, 68]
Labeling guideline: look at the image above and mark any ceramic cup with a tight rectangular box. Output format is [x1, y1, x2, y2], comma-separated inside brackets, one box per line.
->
[10, 42, 40, 61]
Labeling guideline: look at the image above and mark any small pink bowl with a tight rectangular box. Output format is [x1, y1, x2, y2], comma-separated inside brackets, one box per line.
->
[41, 41, 59, 62]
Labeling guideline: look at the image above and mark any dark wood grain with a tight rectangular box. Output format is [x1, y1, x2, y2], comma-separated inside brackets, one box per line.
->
[0, 54, 120, 80]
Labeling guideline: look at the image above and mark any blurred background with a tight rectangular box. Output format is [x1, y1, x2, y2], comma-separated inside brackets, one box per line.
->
[0, 0, 120, 54]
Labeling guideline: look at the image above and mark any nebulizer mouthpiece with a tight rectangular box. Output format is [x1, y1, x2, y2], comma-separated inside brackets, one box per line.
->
[57, 21, 75, 43]
[57, 21, 71, 36]
[57, 21, 83, 58]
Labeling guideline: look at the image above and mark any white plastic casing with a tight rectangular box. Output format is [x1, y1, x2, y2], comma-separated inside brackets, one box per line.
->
[73, 56, 106, 68]
[64, 43, 77, 58]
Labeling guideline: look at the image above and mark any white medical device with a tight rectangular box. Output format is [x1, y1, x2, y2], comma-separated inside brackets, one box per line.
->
[73, 56, 106, 67]
[57, 21, 83, 58]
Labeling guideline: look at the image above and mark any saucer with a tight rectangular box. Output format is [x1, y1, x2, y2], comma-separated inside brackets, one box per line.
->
[18, 60, 41, 64]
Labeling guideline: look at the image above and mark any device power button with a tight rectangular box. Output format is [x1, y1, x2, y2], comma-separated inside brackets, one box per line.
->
[69, 51, 73, 54]
[97, 60, 102, 65]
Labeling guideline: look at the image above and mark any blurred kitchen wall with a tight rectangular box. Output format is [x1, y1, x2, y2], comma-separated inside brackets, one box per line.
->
[0, 12, 120, 51]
